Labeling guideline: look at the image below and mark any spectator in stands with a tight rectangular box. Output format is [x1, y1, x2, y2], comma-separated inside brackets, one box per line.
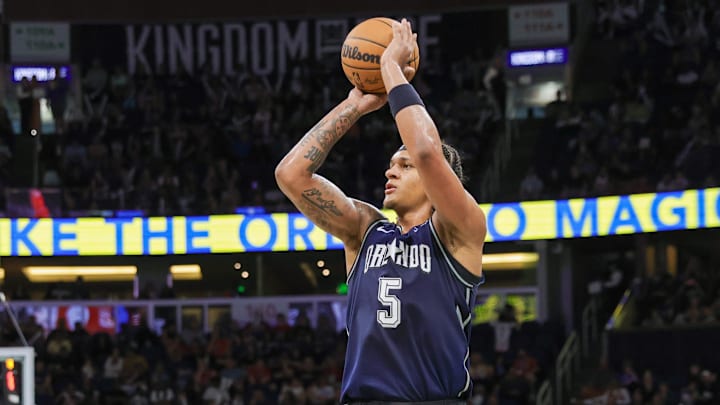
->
[121, 346, 150, 386]
[104, 347, 124, 381]
[45, 319, 73, 365]
[618, 360, 640, 392]
[492, 303, 519, 359]
[149, 379, 176, 404]
[55, 383, 86, 404]
[46, 75, 69, 134]
[83, 58, 109, 116]
[70, 276, 90, 299]
[17, 77, 33, 136]
[470, 352, 495, 396]
[498, 368, 531, 405]
[519, 167, 544, 200]
[595, 0, 644, 39]
[638, 369, 657, 403]
[510, 348, 540, 385]
[202, 375, 230, 404]
[278, 376, 307, 404]
[546, 89, 569, 119]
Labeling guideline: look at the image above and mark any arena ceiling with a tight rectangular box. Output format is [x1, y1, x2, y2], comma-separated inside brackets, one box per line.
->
[6, 0, 563, 23]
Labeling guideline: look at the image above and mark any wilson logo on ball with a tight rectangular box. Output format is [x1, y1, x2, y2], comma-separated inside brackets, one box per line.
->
[342, 45, 381, 64]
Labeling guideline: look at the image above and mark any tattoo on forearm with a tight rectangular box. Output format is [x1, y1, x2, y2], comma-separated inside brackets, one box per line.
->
[315, 130, 334, 150]
[300, 105, 360, 173]
[302, 188, 343, 216]
[304, 146, 324, 173]
[299, 119, 326, 147]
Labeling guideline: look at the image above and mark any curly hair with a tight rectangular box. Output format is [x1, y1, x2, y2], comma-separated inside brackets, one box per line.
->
[398, 143, 466, 184]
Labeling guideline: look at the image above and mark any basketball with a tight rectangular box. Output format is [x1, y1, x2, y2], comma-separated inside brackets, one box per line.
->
[341, 17, 420, 94]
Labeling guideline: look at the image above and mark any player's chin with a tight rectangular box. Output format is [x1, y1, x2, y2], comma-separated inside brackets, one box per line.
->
[382, 196, 395, 210]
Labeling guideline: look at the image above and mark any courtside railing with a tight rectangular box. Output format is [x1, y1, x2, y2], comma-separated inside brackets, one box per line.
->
[555, 331, 581, 405]
[535, 379, 552, 405]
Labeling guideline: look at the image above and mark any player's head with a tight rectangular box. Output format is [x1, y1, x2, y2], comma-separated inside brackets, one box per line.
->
[439, 143, 465, 184]
[383, 143, 465, 211]
[395, 144, 466, 181]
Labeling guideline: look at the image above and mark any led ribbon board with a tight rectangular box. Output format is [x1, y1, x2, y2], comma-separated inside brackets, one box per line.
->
[0, 188, 718, 256]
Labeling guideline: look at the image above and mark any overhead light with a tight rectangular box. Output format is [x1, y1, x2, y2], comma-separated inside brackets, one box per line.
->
[170, 264, 202, 280]
[483, 253, 539, 270]
[22, 266, 138, 282]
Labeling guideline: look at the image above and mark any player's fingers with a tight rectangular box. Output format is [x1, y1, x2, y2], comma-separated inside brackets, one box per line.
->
[392, 21, 402, 39]
[401, 19, 411, 40]
[402, 66, 416, 80]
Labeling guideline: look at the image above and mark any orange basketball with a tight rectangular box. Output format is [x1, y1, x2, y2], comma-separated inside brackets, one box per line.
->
[341, 17, 420, 94]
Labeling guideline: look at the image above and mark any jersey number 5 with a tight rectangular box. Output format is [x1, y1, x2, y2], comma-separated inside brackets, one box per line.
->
[377, 277, 402, 328]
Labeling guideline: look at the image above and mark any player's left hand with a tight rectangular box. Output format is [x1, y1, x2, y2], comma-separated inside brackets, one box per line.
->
[381, 18, 417, 69]
[348, 87, 387, 115]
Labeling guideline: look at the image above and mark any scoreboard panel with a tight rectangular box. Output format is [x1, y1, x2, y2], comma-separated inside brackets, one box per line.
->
[0, 348, 34, 405]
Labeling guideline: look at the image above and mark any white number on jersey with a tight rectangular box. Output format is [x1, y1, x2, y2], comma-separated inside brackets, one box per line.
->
[377, 277, 402, 328]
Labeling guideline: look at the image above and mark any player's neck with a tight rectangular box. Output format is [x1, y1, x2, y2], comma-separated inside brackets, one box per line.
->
[395, 209, 432, 234]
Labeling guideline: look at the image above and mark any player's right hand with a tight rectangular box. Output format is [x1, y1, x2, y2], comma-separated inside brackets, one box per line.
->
[381, 18, 416, 69]
[347, 87, 387, 115]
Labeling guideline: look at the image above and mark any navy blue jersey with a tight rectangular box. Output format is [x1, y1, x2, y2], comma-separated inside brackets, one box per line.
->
[340, 218, 484, 403]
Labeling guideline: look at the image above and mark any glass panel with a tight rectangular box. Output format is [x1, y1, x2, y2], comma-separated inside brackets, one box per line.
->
[208, 305, 231, 331]
[316, 301, 347, 333]
[181, 306, 204, 332]
[154, 305, 177, 335]
[116, 305, 149, 333]
[287, 302, 314, 327]
[473, 292, 537, 324]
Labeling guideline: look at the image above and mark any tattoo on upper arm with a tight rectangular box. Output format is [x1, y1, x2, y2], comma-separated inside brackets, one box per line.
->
[302, 188, 343, 216]
[300, 105, 360, 173]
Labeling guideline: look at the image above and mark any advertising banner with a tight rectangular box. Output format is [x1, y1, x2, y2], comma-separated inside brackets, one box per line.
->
[10, 22, 71, 62]
[0, 188, 717, 256]
[508, 2, 569, 45]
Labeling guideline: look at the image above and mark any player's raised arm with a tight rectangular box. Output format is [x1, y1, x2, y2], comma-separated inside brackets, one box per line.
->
[380, 19, 486, 273]
[275, 89, 385, 251]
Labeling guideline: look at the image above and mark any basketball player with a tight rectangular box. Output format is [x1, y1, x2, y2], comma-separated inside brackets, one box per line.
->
[275, 19, 486, 404]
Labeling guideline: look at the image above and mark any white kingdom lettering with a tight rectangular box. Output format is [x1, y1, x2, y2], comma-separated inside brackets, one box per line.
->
[197, 24, 221, 73]
[154, 25, 164, 74]
[223, 24, 247, 75]
[126, 25, 151, 75]
[168, 25, 193, 73]
[277, 21, 308, 75]
[418, 15, 441, 64]
[251, 23, 273, 75]
[123, 17, 442, 78]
